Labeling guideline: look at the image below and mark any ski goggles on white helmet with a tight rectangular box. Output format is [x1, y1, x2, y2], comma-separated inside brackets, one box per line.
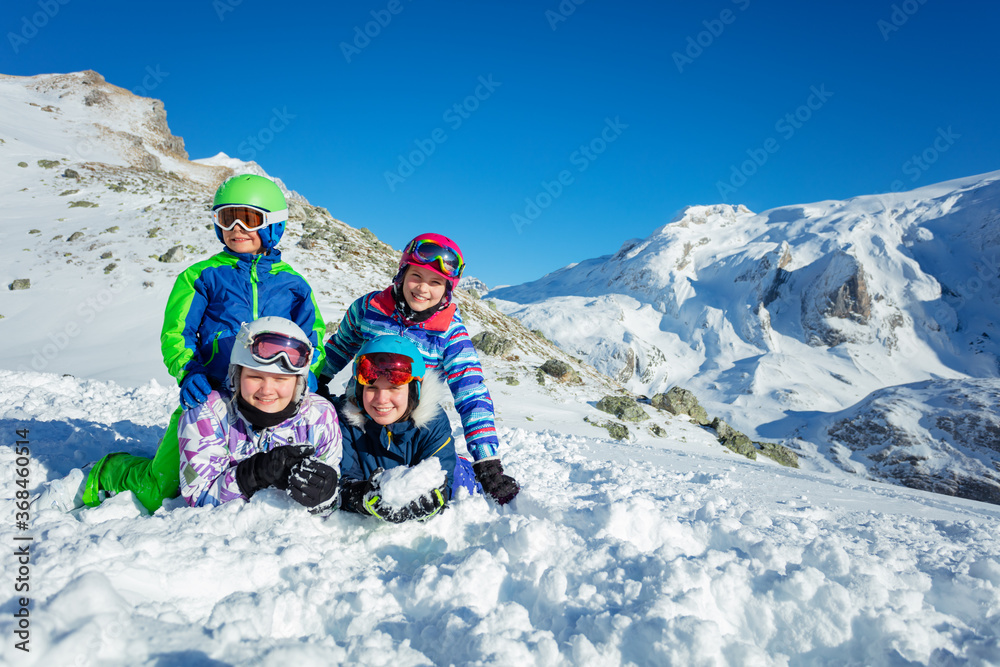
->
[248, 331, 312, 372]
[213, 205, 288, 231]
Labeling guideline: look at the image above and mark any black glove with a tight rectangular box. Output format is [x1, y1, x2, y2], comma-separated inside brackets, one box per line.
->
[340, 468, 447, 523]
[235, 445, 315, 499]
[288, 459, 339, 512]
[339, 477, 375, 515]
[398, 482, 448, 522]
[315, 375, 334, 402]
[473, 458, 520, 505]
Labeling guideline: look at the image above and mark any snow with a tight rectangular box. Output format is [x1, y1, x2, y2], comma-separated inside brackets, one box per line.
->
[4, 368, 1000, 665]
[194, 152, 307, 204]
[3, 70, 1000, 665]
[378, 458, 447, 507]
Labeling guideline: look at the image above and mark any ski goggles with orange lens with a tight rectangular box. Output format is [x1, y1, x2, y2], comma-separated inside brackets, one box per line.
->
[213, 205, 288, 231]
[409, 239, 465, 278]
[356, 353, 421, 386]
[249, 332, 312, 371]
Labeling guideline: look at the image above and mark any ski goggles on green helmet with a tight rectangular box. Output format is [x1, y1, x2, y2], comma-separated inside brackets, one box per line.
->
[408, 239, 465, 279]
[213, 205, 288, 231]
[249, 331, 312, 371]
[356, 352, 422, 387]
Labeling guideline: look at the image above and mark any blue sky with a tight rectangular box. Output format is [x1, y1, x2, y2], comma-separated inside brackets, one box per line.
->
[3, 0, 997, 287]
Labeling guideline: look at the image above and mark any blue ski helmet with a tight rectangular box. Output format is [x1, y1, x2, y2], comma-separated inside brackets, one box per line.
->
[212, 174, 289, 251]
[352, 335, 426, 399]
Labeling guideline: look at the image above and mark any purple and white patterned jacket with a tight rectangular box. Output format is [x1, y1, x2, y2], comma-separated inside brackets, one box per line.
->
[179, 389, 342, 507]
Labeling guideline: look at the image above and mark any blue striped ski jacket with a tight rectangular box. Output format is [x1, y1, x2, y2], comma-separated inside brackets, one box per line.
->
[322, 288, 499, 460]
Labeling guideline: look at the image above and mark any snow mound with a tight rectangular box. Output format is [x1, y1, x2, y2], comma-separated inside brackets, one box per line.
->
[4, 371, 1000, 664]
[378, 457, 447, 507]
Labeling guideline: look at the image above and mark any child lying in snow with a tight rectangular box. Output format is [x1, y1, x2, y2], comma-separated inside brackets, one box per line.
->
[334, 335, 482, 522]
[178, 317, 341, 511]
[34, 317, 340, 514]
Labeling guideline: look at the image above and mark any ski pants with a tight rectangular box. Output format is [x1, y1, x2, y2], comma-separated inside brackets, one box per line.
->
[84, 406, 182, 513]
[452, 456, 483, 499]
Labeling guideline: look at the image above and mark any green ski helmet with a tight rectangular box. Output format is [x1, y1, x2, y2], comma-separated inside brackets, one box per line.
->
[212, 174, 289, 251]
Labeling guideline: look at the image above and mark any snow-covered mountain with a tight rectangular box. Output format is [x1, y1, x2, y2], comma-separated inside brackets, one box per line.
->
[3, 71, 1000, 664]
[0, 71, 595, 392]
[490, 173, 1000, 504]
[458, 275, 491, 297]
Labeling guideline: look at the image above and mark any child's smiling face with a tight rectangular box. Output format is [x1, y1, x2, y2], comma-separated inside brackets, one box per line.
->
[362, 376, 410, 425]
[223, 224, 263, 254]
[402, 265, 446, 312]
[239, 368, 296, 413]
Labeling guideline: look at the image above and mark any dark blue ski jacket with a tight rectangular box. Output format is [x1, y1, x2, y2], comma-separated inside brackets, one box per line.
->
[335, 370, 457, 494]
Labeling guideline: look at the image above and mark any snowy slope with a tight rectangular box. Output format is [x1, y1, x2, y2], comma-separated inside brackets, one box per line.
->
[490, 177, 1000, 504]
[3, 70, 1000, 665]
[4, 368, 1000, 665]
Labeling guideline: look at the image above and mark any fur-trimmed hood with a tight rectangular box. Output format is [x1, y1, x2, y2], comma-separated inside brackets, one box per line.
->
[341, 368, 451, 430]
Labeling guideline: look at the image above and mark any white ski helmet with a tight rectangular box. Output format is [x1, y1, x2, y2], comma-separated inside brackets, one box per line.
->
[228, 317, 313, 406]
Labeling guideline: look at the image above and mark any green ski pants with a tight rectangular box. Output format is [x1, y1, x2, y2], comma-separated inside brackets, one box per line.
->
[84, 406, 183, 513]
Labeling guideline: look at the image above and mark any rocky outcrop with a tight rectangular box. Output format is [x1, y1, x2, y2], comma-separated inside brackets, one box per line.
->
[539, 359, 580, 383]
[585, 416, 629, 441]
[148, 100, 187, 160]
[158, 245, 185, 263]
[471, 332, 515, 357]
[596, 395, 648, 422]
[712, 418, 757, 460]
[823, 378, 1000, 505]
[613, 346, 636, 384]
[801, 251, 873, 347]
[651, 387, 709, 425]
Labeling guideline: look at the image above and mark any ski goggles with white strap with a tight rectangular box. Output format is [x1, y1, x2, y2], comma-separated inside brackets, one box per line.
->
[213, 205, 288, 231]
[249, 331, 312, 371]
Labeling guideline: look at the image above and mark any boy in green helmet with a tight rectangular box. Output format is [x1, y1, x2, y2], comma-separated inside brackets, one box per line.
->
[44, 174, 327, 513]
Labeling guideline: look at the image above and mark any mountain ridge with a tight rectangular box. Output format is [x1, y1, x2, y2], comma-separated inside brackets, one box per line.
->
[490, 167, 1000, 504]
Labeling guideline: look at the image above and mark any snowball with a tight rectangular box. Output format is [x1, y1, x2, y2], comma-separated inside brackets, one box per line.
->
[377, 458, 446, 508]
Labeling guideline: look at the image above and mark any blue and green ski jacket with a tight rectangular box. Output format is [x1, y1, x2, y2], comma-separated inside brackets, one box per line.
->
[161, 248, 326, 387]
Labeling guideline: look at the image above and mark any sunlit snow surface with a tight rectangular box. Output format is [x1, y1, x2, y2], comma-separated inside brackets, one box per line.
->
[2, 369, 1000, 666]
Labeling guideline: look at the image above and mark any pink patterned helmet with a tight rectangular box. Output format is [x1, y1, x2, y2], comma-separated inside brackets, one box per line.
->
[397, 233, 465, 292]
